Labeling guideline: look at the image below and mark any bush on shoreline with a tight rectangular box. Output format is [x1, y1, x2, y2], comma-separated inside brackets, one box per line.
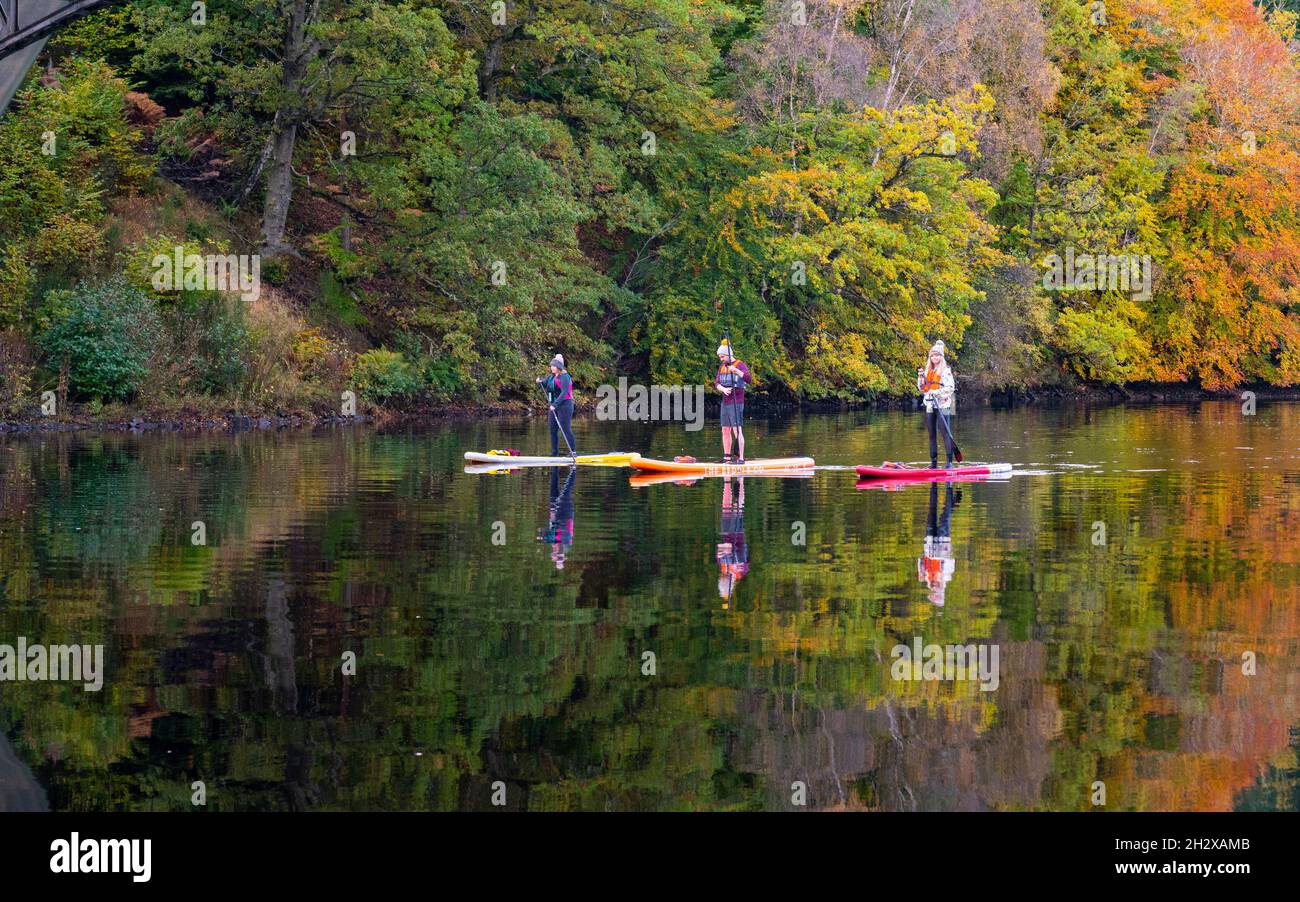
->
[36, 276, 161, 402]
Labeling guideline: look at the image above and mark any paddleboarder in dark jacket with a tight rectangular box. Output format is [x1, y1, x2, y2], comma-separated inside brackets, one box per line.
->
[538, 355, 576, 457]
[715, 339, 752, 463]
[917, 340, 956, 468]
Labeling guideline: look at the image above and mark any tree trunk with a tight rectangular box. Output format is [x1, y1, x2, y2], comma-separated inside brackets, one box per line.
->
[57, 354, 68, 413]
[237, 117, 277, 204]
[479, 36, 503, 102]
[260, 118, 300, 257]
[259, 0, 321, 258]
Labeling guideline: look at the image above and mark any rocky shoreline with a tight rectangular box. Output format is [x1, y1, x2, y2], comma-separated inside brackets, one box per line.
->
[0, 412, 374, 435]
[1, 382, 1294, 436]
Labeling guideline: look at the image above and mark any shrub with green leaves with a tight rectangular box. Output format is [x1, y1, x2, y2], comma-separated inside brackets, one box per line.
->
[36, 276, 162, 402]
[192, 298, 251, 395]
[421, 355, 462, 400]
[0, 244, 34, 329]
[351, 348, 422, 403]
[389, 330, 461, 400]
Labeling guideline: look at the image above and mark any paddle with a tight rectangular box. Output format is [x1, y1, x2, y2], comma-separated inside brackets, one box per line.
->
[539, 372, 576, 459]
[935, 407, 964, 463]
[721, 328, 735, 386]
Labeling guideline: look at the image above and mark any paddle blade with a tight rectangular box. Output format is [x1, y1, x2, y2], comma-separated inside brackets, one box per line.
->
[937, 410, 963, 462]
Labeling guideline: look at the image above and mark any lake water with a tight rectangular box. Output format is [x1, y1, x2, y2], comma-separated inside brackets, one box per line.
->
[1, 401, 1298, 811]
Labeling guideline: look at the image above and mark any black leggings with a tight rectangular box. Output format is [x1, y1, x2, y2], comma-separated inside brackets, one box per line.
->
[550, 398, 576, 455]
[926, 408, 955, 465]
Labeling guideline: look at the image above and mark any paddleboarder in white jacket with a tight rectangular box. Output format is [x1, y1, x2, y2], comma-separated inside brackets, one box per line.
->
[917, 340, 956, 469]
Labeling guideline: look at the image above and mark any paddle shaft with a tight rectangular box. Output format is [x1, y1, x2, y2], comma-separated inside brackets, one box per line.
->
[934, 406, 964, 463]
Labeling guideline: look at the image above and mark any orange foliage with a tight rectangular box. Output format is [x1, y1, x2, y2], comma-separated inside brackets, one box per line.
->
[1128, 0, 1300, 386]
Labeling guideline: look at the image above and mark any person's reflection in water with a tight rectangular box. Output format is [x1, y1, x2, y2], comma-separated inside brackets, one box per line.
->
[539, 466, 576, 569]
[918, 482, 957, 607]
[716, 476, 748, 609]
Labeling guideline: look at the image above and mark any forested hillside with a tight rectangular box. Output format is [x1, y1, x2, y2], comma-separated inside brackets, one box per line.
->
[2, 0, 1299, 418]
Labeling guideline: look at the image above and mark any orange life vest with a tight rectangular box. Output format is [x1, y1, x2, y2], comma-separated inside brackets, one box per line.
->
[718, 361, 750, 387]
[921, 366, 945, 393]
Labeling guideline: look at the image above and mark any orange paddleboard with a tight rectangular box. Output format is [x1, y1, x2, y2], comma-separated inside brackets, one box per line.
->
[627, 453, 814, 476]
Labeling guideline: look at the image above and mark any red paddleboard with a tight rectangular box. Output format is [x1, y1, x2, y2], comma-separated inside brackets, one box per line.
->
[854, 463, 1012, 480]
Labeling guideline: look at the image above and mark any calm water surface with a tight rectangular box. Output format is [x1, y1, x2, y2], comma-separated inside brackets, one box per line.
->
[1, 402, 1298, 811]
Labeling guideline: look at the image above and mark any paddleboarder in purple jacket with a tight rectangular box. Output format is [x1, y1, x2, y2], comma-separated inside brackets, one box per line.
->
[715, 339, 753, 463]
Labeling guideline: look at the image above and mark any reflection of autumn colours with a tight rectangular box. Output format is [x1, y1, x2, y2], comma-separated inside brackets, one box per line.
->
[1, 400, 1298, 810]
[1127, 650, 1300, 811]
[1119, 666, 1297, 812]
[727, 638, 1063, 810]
